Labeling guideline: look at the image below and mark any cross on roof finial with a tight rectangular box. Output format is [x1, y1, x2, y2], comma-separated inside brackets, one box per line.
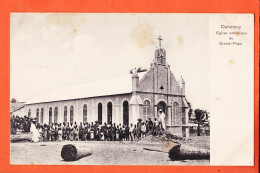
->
[157, 35, 163, 47]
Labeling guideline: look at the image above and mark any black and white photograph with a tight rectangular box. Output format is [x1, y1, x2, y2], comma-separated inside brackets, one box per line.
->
[10, 13, 253, 165]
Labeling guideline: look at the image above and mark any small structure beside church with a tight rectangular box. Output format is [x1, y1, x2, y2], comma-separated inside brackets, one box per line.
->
[14, 36, 190, 137]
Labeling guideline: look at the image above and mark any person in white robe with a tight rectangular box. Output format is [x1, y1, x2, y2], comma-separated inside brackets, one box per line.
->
[30, 119, 39, 142]
[158, 109, 166, 130]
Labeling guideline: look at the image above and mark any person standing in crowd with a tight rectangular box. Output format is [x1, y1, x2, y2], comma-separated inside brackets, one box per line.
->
[43, 124, 48, 141]
[38, 125, 43, 142]
[96, 128, 101, 141]
[74, 122, 78, 131]
[66, 123, 70, 140]
[129, 123, 134, 141]
[69, 123, 74, 141]
[145, 120, 149, 135]
[73, 126, 79, 141]
[83, 124, 87, 141]
[62, 123, 66, 141]
[133, 124, 138, 140]
[122, 125, 126, 141]
[141, 122, 147, 138]
[50, 123, 55, 141]
[148, 118, 153, 134]
[116, 125, 119, 141]
[125, 125, 130, 141]
[112, 123, 117, 141]
[100, 127, 105, 141]
[156, 122, 161, 137]
[30, 119, 39, 142]
[154, 118, 158, 126]
[47, 125, 51, 141]
[108, 125, 112, 141]
[58, 123, 62, 141]
[87, 124, 91, 140]
[93, 123, 98, 140]
[90, 123, 94, 140]
[158, 109, 166, 130]
[79, 122, 83, 141]
[94, 121, 99, 130]
[152, 122, 157, 136]
[54, 123, 58, 141]
[102, 123, 108, 141]
[137, 119, 142, 138]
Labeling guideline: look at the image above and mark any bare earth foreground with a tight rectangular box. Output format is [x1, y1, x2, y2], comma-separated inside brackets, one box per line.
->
[10, 136, 210, 165]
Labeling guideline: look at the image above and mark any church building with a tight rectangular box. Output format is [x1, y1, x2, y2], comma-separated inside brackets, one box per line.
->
[13, 37, 190, 137]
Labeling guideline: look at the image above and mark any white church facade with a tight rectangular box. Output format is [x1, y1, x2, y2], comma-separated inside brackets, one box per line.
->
[12, 38, 190, 137]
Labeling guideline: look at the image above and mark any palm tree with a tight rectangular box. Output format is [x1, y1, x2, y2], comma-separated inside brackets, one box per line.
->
[187, 102, 193, 119]
[194, 109, 208, 136]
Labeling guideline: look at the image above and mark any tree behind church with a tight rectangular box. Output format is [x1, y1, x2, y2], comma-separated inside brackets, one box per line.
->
[11, 98, 17, 103]
[194, 109, 208, 136]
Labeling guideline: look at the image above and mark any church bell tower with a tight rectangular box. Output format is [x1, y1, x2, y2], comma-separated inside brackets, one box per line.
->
[155, 35, 166, 66]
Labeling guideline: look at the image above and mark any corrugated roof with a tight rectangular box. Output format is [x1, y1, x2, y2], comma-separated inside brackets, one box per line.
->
[26, 72, 146, 105]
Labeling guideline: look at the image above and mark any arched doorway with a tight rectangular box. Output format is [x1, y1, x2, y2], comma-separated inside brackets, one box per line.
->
[123, 101, 129, 126]
[157, 101, 166, 114]
[107, 102, 112, 125]
[54, 107, 58, 124]
[36, 108, 39, 123]
[98, 103, 102, 124]
[49, 107, 52, 124]
[28, 109, 31, 117]
[40, 108, 44, 124]
[64, 106, 67, 124]
[83, 104, 87, 124]
[70, 106, 74, 124]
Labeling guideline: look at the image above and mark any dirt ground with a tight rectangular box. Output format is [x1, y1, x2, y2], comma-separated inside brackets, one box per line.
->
[10, 136, 210, 165]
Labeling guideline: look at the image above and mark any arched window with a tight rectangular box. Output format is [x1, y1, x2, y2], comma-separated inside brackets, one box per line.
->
[49, 107, 52, 124]
[173, 102, 180, 125]
[54, 107, 58, 124]
[36, 108, 39, 123]
[83, 104, 87, 124]
[70, 106, 74, 124]
[107, 102, 112, 125]
[28, 109, 31, 117]
[40, 108, 44, 124]
[123, 101, 129, 126]
[143, 100, 150, 120]
[98, 103, 102, 124]
[64, 106, 67, 123]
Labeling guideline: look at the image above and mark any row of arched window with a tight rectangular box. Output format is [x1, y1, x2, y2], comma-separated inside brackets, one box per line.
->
[30, 101, 130, 125]
[30, 100, 181, 126]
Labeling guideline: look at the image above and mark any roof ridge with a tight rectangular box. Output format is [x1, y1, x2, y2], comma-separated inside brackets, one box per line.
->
[26, 74, 133, 105]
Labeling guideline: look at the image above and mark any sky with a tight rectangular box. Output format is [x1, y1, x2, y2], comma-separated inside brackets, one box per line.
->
[10, 13, 209, 110]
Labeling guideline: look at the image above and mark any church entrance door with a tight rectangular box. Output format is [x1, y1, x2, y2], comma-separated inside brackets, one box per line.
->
[157, 101, 166, 114]
[123, 101, 129, 126]
[107, 102, 112, 125]
[157, 101, 167, 127]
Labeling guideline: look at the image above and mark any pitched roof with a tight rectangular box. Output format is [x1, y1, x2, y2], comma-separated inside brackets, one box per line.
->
[10, 102, 25, 113]
[26, 72, 146, 105]
[182, 97, 189, 108]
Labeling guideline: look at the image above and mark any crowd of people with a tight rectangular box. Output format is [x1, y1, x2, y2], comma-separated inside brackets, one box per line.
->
[11, 109, 167, 142]
[10, 115, 33, 134]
